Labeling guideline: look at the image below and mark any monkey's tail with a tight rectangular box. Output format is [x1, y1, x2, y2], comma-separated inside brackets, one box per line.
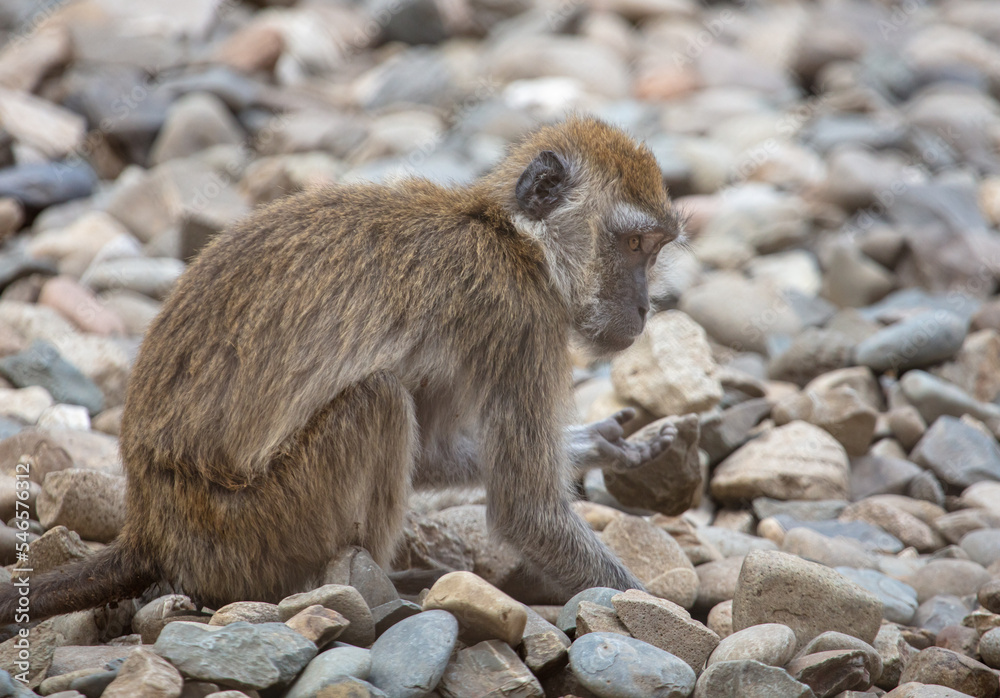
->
[0, 540, 158, 626]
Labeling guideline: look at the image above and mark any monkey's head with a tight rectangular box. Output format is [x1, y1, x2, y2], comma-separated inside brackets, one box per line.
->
[492, 116, 683, 355]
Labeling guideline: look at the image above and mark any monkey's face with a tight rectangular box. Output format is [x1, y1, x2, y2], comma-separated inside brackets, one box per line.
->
[508, 117, 681, 355]
[575, 205, 678, 354]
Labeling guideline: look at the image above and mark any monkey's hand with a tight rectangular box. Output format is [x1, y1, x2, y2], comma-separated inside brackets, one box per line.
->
[568, 408, 677, 474]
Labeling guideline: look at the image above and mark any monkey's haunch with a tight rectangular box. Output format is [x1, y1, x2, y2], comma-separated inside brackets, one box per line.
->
[0, 542, 156, 625]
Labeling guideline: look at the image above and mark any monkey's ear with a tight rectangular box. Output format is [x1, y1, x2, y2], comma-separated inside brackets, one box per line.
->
[515, 150, 569, 220]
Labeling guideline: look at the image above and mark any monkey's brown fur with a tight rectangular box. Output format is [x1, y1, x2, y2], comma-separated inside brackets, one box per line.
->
[0, 117, 680, 622]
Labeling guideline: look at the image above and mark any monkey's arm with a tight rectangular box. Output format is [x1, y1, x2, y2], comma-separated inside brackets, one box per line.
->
[480, 356, 645, 594]
[566, 408, 677, 476]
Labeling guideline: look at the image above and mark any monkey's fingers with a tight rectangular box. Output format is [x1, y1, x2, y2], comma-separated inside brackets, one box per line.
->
[591, 416, 626, 442]
[612, 408, 637, 426]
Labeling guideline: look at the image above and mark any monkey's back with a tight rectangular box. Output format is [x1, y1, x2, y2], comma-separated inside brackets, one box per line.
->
[120, 180, 556, 489]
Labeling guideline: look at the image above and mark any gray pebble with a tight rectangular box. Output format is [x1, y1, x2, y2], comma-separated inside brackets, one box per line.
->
[153, 621, 317, 690]
[569, 632, 696, 698]
[368, 610, 458, 698]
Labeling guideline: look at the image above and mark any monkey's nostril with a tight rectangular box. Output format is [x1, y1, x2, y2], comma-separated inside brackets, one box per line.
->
[638, 306, 648, 322]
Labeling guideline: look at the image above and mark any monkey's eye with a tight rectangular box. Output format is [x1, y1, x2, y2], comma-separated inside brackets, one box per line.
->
[627, 236, 641, 252]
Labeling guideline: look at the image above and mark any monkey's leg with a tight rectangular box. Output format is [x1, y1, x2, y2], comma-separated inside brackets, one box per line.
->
[142, 372, 416, 606]
[567, 408, 677, 475]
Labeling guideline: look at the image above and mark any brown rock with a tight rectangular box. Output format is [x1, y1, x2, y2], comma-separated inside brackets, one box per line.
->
[707, 600, 734, 639]
[909, 560, 991, 603]
[786, 649, 874, 696]
[519, 605, 570, 675]
[898, 647, 998, 698]
[214, 20, 284, 74]
[278, 584, 375, 647]
[438, 639, 544, 698]
[772, 386, 877, 457]
[711, 421, 850, 504]
[422, 571, 527, 647]
[134, 595, 199, 644]
[21, 525, 91, 577]
[610, 310, 723, 417]
[601, 515, 699, 608]
[575, 601, 630, 637]
[36, 468, 126, 543]
[38, 276, 126, 337]
[888, 406, 928, 452]
[0, 197, 23, 243]
[102, 647, 183, 698]
[603, 414, 702, 516]
[612, 589, 720, 673]
[874, 622, 917, 690]
[209, 601, 281, 626]
[695, 556, 744, 610]
[732, 550, 883, 646]
[935, 625, 979, 658]
[840, 499, 944, 553]
[322, 545, 398, 608]
[285, 604, 350, 646]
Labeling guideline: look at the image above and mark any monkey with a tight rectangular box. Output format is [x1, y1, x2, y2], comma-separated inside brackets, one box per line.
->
[0, 116, 682, 624]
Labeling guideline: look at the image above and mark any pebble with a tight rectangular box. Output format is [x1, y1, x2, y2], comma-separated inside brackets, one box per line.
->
[609, 310, 723, 417]
[711, 422, 850, 504]
[0, 385, 53, 424]
[914, 596, 971, 635]
[324, 546, 399, 609]
[898, 647, 998, 698]
[694, 659, 815, 698]
[153, 621, 317, 690]
[978, 627, 1000, 669]
[368, 610, 458, 698]
[284, 646, 372, 698]
[601, 515, 699, 608]
[84, 257, 185, 300]
[840, 499, 943, 553]
[959, 529, 1000, 567]
[771, 386, 877, 457]
[694, 556, 743, 610]
[438, 640, 544, 698]
[285, 605, 351, 647]
[786, 649, 874, 696]
[900, 370, 1000, 429]
[912, 415, 1000, 489]
[568, 632, 697, 698]
[732, 550, 883, 646]
[834, 567, 918, 625]
[209, 601, 281, 626]
[795, 631, 882, 684]
[0, 339, 104, 415]
[706, 623, 797, 668]
[908, 559, 990, 603]
[576, 600, 630, 637]
[371, 599, 422, 637]
[707, 600, 734, 639]
[38, 276, 125, 336]
[422, 570, 527, 647]
[520, 605, 570, 675]
[0, 160, 96, 210]
[557, 587, 620, 635]
[886, 684, 973, 697]
[854, 310, 968, 372]
[101, 648, 183, 698]
[679, 273, 802, 355]
[611, 589, 720, 673]
[278, 584, 376, 648]
[36, 468, 125, 543]
[697, 526, 778, 558]
[603, 414, 702, 516]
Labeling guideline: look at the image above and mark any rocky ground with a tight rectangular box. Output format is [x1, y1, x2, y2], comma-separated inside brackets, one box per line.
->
[1, 0, 1000, 695]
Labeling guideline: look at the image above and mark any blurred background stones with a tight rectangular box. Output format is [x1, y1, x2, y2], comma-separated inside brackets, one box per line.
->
[4, 0, 1000, 695]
